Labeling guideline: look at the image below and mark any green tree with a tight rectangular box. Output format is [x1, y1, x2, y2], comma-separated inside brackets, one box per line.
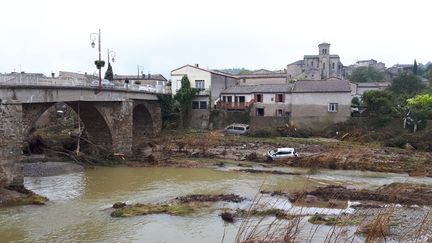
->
[158, 94, 176, 128]
[405, 93, 432, 132]
[362, 90, 394, 126]
[104, 63, 114, 81]
[389, 73, 425, 97]
[349, 67, 384, 83]
[174, 75, 198, 128]
[413, 59, 418, 75]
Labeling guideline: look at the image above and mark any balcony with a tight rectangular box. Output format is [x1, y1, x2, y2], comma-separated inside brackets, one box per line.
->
[216, 100, 255, 110]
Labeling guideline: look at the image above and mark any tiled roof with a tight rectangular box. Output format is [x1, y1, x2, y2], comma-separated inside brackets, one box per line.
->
[113, 74, 167, 81]
[221, 84, 294, 94]
[171, 64, 238, 79]
[356, 82, 391, 87]
[293, 80, 351, 92]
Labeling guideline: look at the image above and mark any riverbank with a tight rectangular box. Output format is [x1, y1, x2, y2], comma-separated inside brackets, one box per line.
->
[23, 161, 84, 177]
[131, 130, 432, 176]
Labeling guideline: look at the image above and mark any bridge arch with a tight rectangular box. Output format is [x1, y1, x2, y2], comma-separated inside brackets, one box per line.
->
[132, 103, 154, 153]
[23, 102, 113, 153]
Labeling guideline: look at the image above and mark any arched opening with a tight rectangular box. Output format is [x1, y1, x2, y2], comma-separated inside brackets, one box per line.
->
[23, 102, 112, 159]
[132, 104, 154, 154]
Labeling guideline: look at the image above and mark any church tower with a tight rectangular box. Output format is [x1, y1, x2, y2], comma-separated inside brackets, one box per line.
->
[318, 43, 331, 79]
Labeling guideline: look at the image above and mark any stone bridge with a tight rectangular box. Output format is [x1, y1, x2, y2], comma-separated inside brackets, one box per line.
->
[0, 85, 163, 187]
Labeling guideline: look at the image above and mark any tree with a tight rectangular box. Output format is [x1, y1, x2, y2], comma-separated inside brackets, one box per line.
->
[362, 90, 394, 126]
[174, 75, 198, 128]
[405, 93, 432, 132]
[413, 59, 418, 75]
[104, 63, 113, 81]
[389, 73, 425, 96]
[349, 67, 384, 83]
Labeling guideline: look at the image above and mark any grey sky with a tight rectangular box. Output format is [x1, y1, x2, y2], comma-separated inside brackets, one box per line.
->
[1, 0, 430, 79]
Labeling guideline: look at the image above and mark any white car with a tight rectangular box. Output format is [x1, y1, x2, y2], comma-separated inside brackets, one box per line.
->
[265, 148, 298, 161]
[91, 79, 115, 87]
[224, 123, 249, 135]
[138, 85, 156, 92]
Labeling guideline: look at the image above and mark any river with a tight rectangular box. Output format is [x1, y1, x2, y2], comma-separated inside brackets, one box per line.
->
[1, 165, 432, 242]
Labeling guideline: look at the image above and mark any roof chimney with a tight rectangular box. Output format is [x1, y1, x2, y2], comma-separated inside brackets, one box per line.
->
[195, 64, 199, 68]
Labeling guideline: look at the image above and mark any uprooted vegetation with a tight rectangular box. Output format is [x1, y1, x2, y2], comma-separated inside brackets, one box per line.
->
[289, 183, 432, 206]
[110, 193, 245, 217]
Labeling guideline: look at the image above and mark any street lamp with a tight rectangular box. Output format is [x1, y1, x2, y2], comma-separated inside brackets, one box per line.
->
[137, 65, 145, 79]
[90, 29, 104, 89]
[107, 49, 116, 64]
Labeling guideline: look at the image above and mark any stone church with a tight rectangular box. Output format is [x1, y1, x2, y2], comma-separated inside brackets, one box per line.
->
[286, 43, 347, 80]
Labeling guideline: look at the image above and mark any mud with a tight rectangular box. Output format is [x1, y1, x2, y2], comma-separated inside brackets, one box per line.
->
[290, 183, 432, 206]
[235, 169, 301, 175]
[175, 194, 245, 203]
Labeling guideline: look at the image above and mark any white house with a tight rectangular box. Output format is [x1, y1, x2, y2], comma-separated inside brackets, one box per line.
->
[171, 64, 239, 128]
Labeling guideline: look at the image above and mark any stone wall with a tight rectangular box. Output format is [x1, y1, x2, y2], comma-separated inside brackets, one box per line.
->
[210, 109, 251, 129]
[249, 116, 289, 135]
[0, 104, 24, 187]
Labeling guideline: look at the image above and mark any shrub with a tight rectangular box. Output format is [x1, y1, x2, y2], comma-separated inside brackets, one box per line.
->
[252, 128, 274, 137]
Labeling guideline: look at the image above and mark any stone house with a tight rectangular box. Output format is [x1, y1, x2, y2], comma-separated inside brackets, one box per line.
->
[171, 64, 239, 128]
[235, 69, 288, 85]
[218, 79, 351, 129]
[286, 43, 347, 80]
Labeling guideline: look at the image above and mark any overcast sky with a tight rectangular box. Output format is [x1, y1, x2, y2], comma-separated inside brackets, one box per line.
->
[0, 0, 430, 78]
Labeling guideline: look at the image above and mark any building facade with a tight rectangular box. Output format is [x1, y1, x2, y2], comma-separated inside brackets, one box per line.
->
[219, 79, 352, 129]
[286, 43, 346, 80]
[171, 64, 239, 128]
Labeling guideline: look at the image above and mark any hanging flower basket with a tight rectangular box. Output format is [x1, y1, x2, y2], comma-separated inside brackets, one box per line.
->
[94, 60, 105, 69]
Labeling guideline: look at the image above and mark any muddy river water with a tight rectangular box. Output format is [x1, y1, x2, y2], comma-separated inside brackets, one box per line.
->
[2, 165, 432, 242]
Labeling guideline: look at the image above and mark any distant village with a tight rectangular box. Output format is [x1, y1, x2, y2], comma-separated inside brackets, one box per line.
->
[1, 42, 428, 131]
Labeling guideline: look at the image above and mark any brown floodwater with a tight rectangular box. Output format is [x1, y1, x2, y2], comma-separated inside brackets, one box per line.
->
[1, 165, 432, 242]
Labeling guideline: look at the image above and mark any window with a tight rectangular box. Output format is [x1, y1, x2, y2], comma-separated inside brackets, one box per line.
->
[311, 61, 314, 67]
[332, 63, 335, 69]
[192, 101, 199, 109]
[276, 94, 284, 103]
[255, 94, 263, 102]
[277, 109, 283, 117]
[323, 63, 325, 70]
[193, 101, 207, 109]
[328, 103, 338, 112]
[322, 49, 327, 54]
[222, 96, 227, 102]
[256, 108, 264, 116]
[239, 96, 245, 103]
[227, 96, 232, 103]
[195, 80, 205, 90]
[199, 101, 207, 109]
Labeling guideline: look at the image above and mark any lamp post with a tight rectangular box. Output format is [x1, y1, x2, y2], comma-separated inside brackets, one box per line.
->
[90, 29, 104, 89]
[137, 65, 145, 79]
[107, 49, 116, 64]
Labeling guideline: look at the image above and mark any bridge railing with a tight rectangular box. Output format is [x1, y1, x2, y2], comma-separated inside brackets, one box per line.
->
[0, 74, 171, 94]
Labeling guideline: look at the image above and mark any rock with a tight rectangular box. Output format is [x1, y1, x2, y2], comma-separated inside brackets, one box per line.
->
[220, 211, 235, 223]
[304, 195, 318, 203]
[113, 202, 126, 208]
[239, 156, 246, 161]
[404, 143, 415, 150]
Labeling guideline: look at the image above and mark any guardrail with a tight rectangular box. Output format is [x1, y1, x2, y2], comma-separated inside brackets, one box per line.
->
[0, 75, 171, 94]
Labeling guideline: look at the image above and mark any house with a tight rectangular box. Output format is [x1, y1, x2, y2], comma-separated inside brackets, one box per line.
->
[235, 69, 288, 85]
[171, 64, 239, 128]
[353, 82, 391, 96]
[218, 79, 352, 129]
[286, 43, 347, 80]
[113, 73, 168, 93]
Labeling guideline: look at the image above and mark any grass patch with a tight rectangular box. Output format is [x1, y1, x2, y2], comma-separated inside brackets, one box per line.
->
[111, 203, 195, 217]
[1, 194, 48, 207]
[236, 208, 295, 220]
[308, 214, 361, 226]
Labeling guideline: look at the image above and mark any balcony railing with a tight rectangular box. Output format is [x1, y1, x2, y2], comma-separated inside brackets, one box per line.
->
[216, 100, 255, 110]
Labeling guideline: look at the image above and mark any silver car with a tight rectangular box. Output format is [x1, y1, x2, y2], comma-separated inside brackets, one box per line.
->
[224, 123, 249, 135]
[265, 148, 298, 161]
